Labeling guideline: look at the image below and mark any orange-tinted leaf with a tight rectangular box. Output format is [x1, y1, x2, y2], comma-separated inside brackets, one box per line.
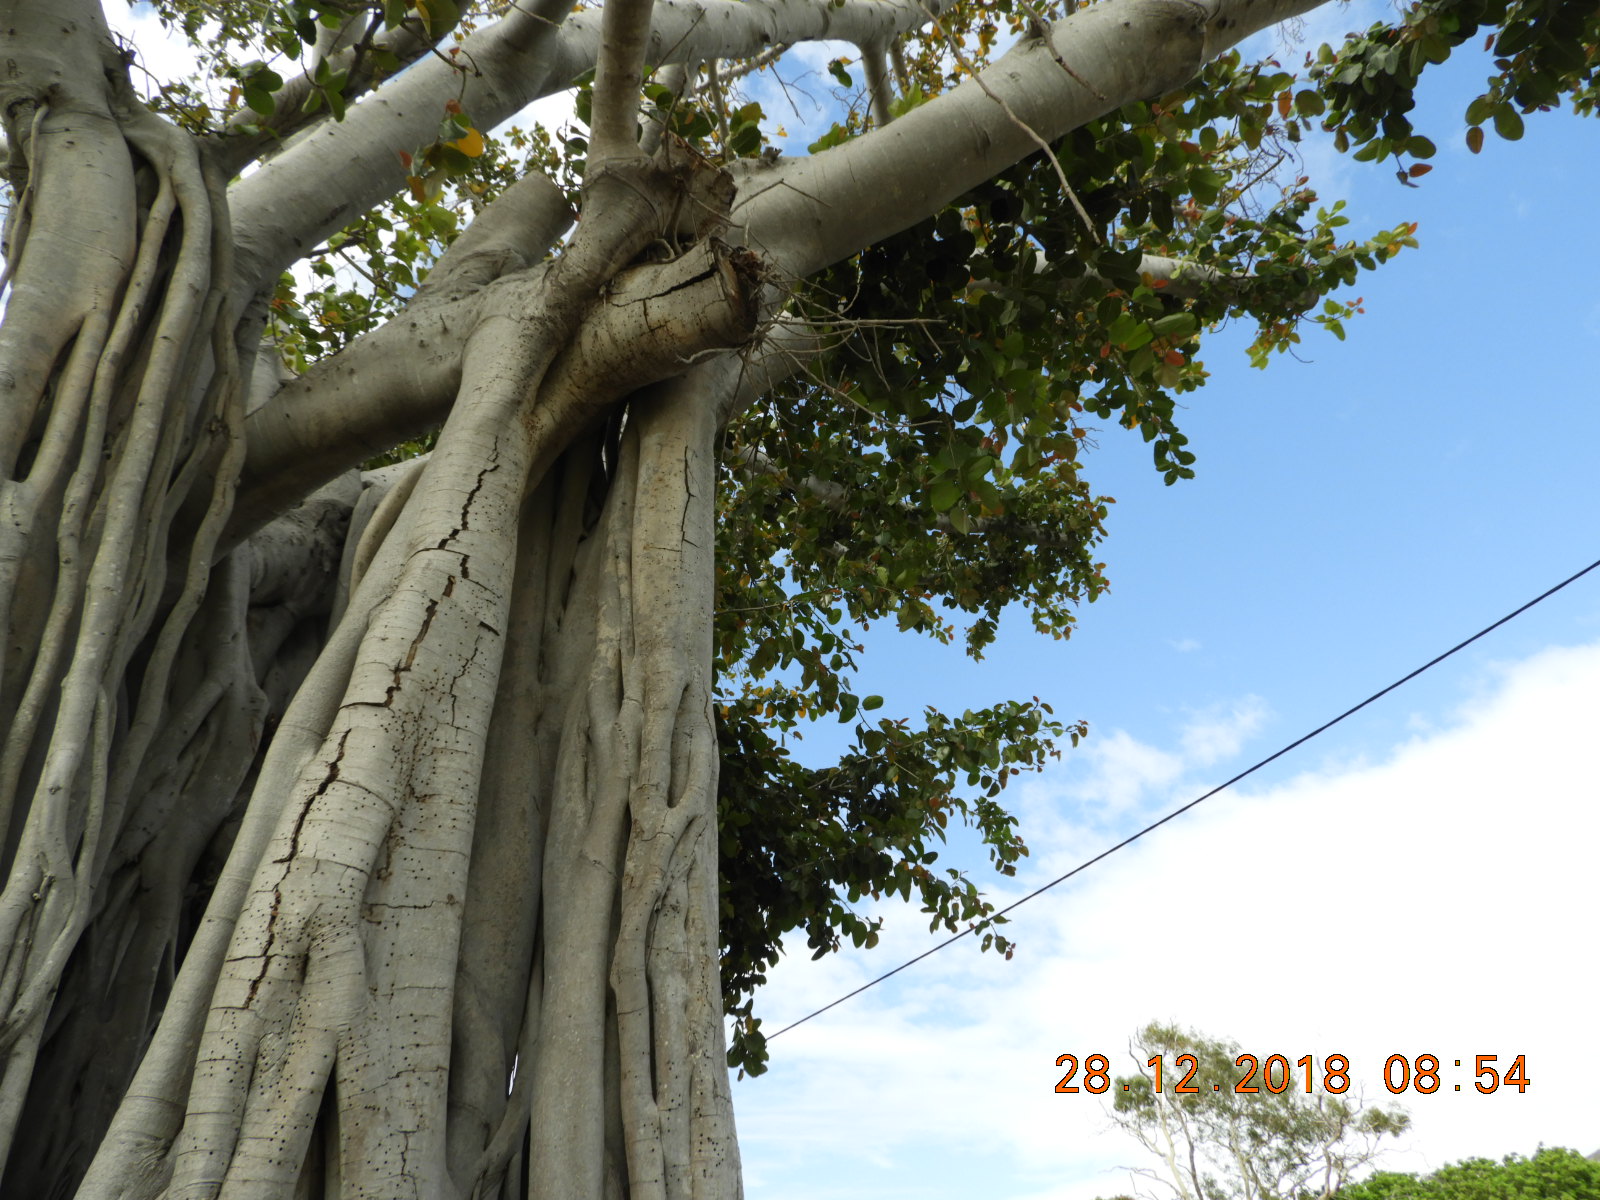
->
[452, 128, 485, 157]
[1163, 349, 1185, 366]
[1277, 90, 1292, 117]
[406, 174, 427, 202]
[1408, 162, 1432, 177]
[1466, 126, 1485, 154]
[444, 98, 462, 114]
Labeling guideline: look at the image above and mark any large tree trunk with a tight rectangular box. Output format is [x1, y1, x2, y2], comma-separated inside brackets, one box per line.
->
[0, 3, 749, 1192]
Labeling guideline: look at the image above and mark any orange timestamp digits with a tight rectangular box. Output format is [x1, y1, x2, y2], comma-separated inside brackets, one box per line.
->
[1052, 1053, 1112, 1093]
[1381, 1054, 1531, 1095]
[1054, 1053, 1530, 1095]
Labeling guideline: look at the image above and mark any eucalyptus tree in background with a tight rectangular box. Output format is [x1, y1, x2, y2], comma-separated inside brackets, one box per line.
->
[0, 0, 1594, 1195]
[1102, 1022, 1409, 1200]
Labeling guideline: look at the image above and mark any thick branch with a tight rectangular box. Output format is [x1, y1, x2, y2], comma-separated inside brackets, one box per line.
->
[224, 0, 578, 299]
[588, 0, 659, 162]
[546, 0, 953, 84]
[862, 42, 896, 128]
[412, 169, 575, 302]
[212, 13, 441, 175]
[734, 0, 1329, 279]
[230, 239, 763, 543]
[966, 250, 1232, 302]
[223, 0, 955, 297]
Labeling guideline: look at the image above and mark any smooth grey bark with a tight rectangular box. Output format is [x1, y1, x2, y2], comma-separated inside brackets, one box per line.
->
[0, 0, 1339, 1194]
[222, 0, 1325, 537]
[735, 0, 1327, 277]
[224, 0, 960, 302]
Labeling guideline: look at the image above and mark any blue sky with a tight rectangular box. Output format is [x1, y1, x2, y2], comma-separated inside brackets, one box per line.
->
[728, 12, 1600, 1199]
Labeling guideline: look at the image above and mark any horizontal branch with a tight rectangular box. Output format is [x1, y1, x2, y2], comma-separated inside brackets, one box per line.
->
[225, 0, 577, 299]
[224, 0, 955, 298]
[965, 250, 1231, 302]
[212, 13, 443, 176]
[540, 0, 954, 90]
[733, 0, 1330, 279]
[228, 238, 763, 544]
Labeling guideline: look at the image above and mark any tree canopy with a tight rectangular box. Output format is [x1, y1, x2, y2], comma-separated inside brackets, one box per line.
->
[1336, 1147, 1600, 1200]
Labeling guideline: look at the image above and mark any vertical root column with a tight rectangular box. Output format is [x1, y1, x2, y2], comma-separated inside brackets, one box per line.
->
[526, 369, 741, 1200]
[612, 379, 737, 1200]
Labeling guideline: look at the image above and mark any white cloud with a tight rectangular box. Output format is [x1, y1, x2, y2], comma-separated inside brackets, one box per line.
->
[105, 1, 206, 97]
[1057, 728, 1185, 817]
[1178, 696, 1268, 765]
[735, 640, 1600, 1198]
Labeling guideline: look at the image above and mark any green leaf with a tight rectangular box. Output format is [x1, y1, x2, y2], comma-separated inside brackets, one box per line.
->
[929, 480, 963, 513]
[1149, 312, 1197, 340]
[1493, 103, 1525, 141]
[1109, 313, 1153, 352]
[243, 84, 275, 116]
[806, 123, 851, 154]
[417, 0, 459, 37]
[1294, 89, 1325, 118]
[728, 123, 762, 157]
[862, 695, 884, 711]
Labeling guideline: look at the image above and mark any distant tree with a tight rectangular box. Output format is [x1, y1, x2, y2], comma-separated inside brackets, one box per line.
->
[1335, 1148, 1600, 1200]
[1101, 1022, 1409, 1200]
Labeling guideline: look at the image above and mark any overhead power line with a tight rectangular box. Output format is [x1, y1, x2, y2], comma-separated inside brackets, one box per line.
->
[766, 553, 1600, 1042]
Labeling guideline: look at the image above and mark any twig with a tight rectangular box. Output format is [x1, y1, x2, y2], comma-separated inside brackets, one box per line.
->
[862, 41, 896, 127]
[707, 59, 732, 148]
[920, 4, 1097, 241]
[717, 43, 790, 85]
[888, 39, 911, 93]
[1016, 0, 1108, 101]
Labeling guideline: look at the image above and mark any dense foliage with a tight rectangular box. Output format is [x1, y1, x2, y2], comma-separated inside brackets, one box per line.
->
[1337, 1148, 1600, 1200]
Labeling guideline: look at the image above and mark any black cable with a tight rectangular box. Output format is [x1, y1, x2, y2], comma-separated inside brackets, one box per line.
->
[766, 554, 1600, 1042]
